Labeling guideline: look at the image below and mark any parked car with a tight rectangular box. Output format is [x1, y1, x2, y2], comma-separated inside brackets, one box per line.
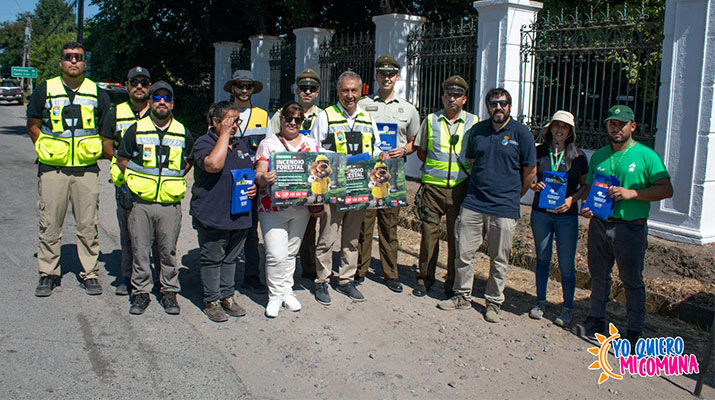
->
[98, 82, 129, 106]
[0, 79, 23, 105]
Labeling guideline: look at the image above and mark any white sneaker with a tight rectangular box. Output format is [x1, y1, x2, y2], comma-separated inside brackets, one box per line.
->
[265, 298, 281, 318]
[283, 294, 302, 312]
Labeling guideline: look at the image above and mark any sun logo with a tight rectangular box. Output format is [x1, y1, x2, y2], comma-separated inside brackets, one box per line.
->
[587, 323, 624, 384]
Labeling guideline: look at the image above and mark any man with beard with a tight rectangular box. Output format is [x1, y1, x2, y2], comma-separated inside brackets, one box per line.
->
[223, 70, 268, 294]
[101, 66, 160, 296]
[438, 88, 536, 324]
[27, 42, 111, 297]
[577, 105, 672, 348]
[412, 75, 478, 298]
[116, 81, 194, 315]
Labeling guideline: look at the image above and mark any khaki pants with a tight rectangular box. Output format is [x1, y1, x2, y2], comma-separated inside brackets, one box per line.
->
[116, 194, 161, 280]
[38, 170, 99, 279]
[315, 204, 366, 285]
[416, 182, 467, 288]
[129, 202, 182, 294]
[453, 206, 517, 305]
[357, 207, 399, 280]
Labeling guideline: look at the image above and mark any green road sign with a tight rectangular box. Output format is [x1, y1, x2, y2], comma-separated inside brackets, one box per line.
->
[11, 66, 38, 78]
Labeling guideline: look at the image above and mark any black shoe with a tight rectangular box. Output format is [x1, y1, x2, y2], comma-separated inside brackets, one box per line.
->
[315, 282, 331, 305]
[129, 293, 150, 315]
[115, 278, 130, 296]
[412, 284, 427, 297]
[301, 271, 317, 280]
[385, 279, 403, 293]
[444, 289, 455, 299]
[336, 282, 365, 302]
[242, 276, 267, 294]
[83, 278, 103, 296]
[626, 330, 642, 354]
[35, 276, 57, 297]
[354, 275, 365, 285]
[576, 316, 606, 340]
[159, 292, 180, 315]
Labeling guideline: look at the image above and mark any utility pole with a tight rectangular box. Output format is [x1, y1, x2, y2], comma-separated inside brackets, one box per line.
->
[21, 16, 32, 95]
[77, 0, 84, 43]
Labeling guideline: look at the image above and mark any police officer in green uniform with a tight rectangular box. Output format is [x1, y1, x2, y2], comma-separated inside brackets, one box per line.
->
[413, 75, 478, 298]
[116, 81, 194, 315]
[26, 42, 110, 297]
[356, 55, 420, 293]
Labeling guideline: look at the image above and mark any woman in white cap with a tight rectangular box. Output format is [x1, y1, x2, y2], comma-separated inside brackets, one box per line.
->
[528, 110, 588, 327]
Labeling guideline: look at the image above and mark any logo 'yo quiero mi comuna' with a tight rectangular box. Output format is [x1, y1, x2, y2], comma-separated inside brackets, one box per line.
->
[587, 323, 700, 384]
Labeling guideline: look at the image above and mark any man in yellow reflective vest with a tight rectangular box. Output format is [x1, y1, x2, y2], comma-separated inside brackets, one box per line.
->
[116, 81, 194, 315]
[310, 71, 387, 305]
[26, 42, 111, 297]
[100, 66, 159, 296]
[413, 75, 478, 298]
[223, 70, 268, 294]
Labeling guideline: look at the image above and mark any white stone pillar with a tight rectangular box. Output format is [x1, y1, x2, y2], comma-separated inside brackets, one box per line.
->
[372, 14, 426, 100]
[648, 0, 715, 244]
[472, 0, 543, 119]
[293, 27, 335, 104]
[213, 41, 241, 103]
[249, 35, 281, 110]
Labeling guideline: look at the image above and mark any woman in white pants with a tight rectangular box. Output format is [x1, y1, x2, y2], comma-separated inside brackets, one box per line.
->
[255, 102, 322, 317]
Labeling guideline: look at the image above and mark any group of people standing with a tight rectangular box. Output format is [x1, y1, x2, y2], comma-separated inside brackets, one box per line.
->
[27, 41, 673, 349]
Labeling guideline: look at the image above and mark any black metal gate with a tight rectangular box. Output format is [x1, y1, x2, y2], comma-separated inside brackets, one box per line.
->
[406, 17, 478, 118]
[230, 44, 250, 73]
[318, 31, 375, 108]
[269, 40, 296, 112]
[520, 5, 664, 149]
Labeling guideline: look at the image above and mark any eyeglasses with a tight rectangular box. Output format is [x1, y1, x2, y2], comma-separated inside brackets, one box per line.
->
[298, 84, 319, 93]
[488, 100, 510, 108]
[235, 83, 254, 90]
[129, 79, 150, 87]
[283, 116, 305, 125]
[151, 94, 173, 103]
[61, 52, 85, 62]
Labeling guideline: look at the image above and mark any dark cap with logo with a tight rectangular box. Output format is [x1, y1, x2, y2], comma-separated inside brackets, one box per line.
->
[442, 75, 468, 91]
[148, 80, 173, 97]
[296, 68, 320, 85]
[127, 66, 151, 80]
[375, 55, 400, 72]
[605, 105, 635, 122]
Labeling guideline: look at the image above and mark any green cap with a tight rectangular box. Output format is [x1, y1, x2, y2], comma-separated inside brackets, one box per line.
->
[605, 105, 634, 122]
[441, 75, 468, 91]
[375, 55, 400, 71]
[296, 68, 320, 85]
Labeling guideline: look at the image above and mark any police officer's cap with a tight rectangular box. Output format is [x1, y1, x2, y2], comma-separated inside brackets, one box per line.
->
[375, 55, 400, 72]
[148, 80, 173, 97]
[442, 75, 468, 91]
[127, 66, 151, 80]
[296, 69, 320, 86]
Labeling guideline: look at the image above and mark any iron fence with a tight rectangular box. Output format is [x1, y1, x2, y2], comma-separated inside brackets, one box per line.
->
[230, 44, 250, 73]
[318, 31, 375, 108]
[406, 17, 478, 118]
[520, 5, 664, 149]
[269, 40, 296, 112]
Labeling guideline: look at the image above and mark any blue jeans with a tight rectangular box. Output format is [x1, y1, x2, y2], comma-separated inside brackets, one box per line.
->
[530, 210, 578, 308]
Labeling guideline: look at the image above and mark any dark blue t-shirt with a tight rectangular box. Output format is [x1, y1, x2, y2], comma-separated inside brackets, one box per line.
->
[461, 118, 536, 219]
[190, 129, 254, 230]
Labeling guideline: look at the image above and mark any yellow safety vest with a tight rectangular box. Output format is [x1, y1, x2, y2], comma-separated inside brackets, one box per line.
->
[124, 117, 188, 204]
[110, 102, 141, 186]
[422, 111, 478, 188]
[324, 105, 374, 155]
[237, 106, 268, 155]
[34, 76, 102, 167]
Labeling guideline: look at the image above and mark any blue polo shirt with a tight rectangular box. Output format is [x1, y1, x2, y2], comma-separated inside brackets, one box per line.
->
[190, 128, 254, 230]
[461, 117, 536, 219]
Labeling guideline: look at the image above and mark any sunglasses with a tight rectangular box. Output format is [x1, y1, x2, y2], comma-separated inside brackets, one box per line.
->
[443, 89, 465, 98]
[299, 84, 319, 93]
[378, 71, 398, 78]
[235, 83, 254, 90]
[151, 94, 173, 103]
[284, 116, 305, 125]
[488, 100, 510, 108]
[129, 79, 150, 87]
[61, 52, 85, 62]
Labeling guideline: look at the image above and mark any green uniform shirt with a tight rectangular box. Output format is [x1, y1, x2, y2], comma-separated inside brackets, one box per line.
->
[586, 141, 670, 221]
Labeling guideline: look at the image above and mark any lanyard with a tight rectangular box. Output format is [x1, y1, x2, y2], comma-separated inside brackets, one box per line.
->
[549, 145, 565, 171]
[609, 138, 636, 174]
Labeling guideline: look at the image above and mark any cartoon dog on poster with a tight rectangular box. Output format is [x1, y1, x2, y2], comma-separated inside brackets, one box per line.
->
[308, 154, 332, 203]
[368, 161, 391, 207]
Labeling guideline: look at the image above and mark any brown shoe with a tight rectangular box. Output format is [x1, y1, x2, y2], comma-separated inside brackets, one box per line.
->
[204, 300, 229, 323]
[220, 296, 246, 317]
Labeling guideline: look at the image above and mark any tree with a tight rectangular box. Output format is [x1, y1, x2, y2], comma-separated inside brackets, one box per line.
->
[0, 17, 27, 77]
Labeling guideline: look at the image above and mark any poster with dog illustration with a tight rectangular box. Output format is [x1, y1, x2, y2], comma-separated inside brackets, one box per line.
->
[336, 158, 407, 211]
[270, 152, 346, 206]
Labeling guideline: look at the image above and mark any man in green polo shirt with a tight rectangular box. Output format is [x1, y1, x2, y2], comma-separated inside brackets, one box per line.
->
[578, 105, 672, 349]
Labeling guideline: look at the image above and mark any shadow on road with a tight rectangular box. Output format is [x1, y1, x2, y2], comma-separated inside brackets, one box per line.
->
[0, 124, 27, 136]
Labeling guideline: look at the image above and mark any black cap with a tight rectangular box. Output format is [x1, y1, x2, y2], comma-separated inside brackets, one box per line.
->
[127, 66, 151, 80]
[148, 80, 173, 97]
[375, 55, 400, 71]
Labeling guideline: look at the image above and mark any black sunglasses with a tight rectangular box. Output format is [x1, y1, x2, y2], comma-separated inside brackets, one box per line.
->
[129, 79, 150, 87]
[284, 116, 305, 125]
[151, 94, 173, 103]
[235, 83, 254, 90]
[488, 100, 510, 108]
[61, 52, 85, 62]
[299, 84, 319, 93]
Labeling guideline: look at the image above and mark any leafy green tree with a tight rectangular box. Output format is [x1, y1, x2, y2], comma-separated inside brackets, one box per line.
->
[0, 17, 27, 77]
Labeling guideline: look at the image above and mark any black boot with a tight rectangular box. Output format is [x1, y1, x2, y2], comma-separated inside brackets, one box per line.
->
[626, 330, 641, 355]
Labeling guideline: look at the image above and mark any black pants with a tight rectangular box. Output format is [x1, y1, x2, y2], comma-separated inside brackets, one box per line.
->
[196, 221, 249, 303]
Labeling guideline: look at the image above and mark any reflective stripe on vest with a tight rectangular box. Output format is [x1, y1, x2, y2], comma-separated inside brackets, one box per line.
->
[110, 102, 140, 186]
[324, 104, 374, 155]
[124, 117, 188, 203]
[422, 111, 477, 188]
[34, 76, 102, 167]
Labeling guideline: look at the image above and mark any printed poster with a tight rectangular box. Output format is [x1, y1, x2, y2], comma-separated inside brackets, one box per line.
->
[335, 158, 408, 211]
[270, 152, 346, 207]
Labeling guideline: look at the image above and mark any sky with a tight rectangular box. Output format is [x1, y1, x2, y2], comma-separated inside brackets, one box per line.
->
[1, 0, 99, 24]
